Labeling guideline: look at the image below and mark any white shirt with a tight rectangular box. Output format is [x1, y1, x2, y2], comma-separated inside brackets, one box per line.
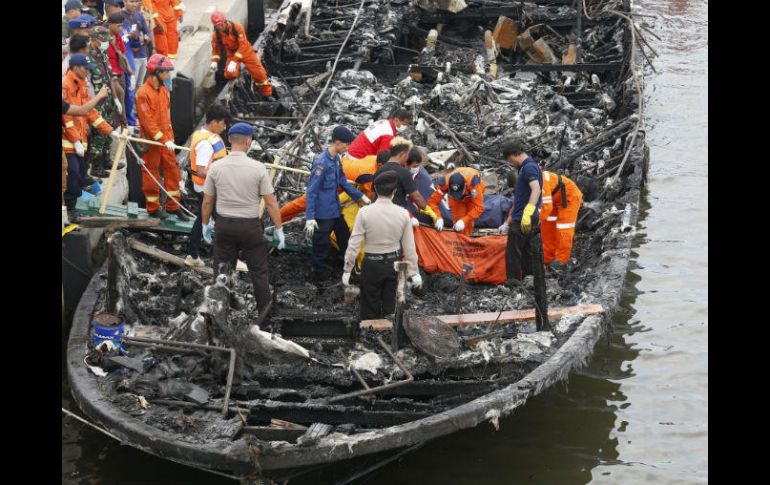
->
[193, 129, 216, 193]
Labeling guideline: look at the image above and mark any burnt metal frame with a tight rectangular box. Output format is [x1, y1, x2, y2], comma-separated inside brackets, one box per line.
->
[123, 336, 237, 418]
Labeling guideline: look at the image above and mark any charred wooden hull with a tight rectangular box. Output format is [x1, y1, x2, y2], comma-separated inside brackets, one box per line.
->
[68, 0, 649, 480]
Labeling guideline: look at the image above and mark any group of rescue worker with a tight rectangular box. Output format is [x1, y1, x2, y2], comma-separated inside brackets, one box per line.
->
[61, 2, 271, 217]
[61, 2, 584, 325]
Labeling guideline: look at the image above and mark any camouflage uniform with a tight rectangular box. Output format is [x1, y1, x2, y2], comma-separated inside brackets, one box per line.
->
[87, 29, 126, 173]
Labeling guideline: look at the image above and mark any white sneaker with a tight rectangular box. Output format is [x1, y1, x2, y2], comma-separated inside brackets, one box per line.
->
[184, 255, 205, 268]
[236, 259, 248, 272]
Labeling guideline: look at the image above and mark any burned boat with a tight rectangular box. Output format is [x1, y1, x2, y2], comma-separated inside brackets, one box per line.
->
[67, 0, 650, 481]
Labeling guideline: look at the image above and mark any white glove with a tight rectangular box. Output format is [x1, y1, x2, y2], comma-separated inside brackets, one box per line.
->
[202, 220, 215, 244]
[304, 219, 318, 239]
[411, 217, 419, 227]
[408, 274, 423, 288]
[165, 141, 176, 151]
[240, 62, 246, 70]
[226, 61, 237, 73]
[114, 98, 123, 114]
[209, 62, 218, 71]
[498, 222, 509, 234]
[74, 141, 85, 157]
[360, 195, 371, 205]
[434, 218, 444, 231]
[342, 272, 351, 286]
[274, 227, 286, 250]
[453, 219, 465, 232]
[109, 127, 121, 141]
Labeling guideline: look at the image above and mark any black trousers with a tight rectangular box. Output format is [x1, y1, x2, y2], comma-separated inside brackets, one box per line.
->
[360, 254, 400, 321]
[213, 216, 271, 316]
[311, 217, 350, 276]
[505, 220, 549, 330]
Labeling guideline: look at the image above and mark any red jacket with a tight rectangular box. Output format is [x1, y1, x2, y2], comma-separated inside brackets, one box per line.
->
[347, 119, 397, 159]
[107, 34, 127, 75]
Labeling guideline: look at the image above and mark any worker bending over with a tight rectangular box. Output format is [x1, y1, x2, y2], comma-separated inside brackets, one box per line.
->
[343, 171, 421, 320]
[539, 170, 583, 267]
[373, 138, 436, 222]
[429, 167, 485, 236]
[201, 123, 285, 320]
[135, 54, 186, 219]
[404, 146, 438, 226]
[62, 54, 119, 213]
[210, 11, 272, 96]
[185, 104, 230, 268]
[305, 126, 371, 281]
[150, 0, 184, 58]
[347, 109, 412, 160]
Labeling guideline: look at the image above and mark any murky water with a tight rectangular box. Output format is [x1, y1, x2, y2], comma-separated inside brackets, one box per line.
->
[62, 0, 707, 482]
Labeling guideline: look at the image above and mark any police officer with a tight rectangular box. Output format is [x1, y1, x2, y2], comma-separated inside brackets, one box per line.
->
[342, 171, 421, 320]
[200, 122, 285, 319]
[305, 126, 371, 281]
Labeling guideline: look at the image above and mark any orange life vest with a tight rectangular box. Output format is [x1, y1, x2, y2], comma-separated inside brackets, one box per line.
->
[189, 129, 227, 187]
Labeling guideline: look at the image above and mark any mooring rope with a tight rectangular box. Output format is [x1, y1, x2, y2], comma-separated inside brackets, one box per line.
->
[124, 140, 197, 219]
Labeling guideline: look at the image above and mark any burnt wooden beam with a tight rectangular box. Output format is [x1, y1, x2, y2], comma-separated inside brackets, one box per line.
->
[417, 7, 598, 27]
[361, 304, 604, 331]
[270, 61, 624, 76]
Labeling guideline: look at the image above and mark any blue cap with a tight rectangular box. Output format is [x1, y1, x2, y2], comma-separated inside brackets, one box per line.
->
[69, 54, 96, 70]
[448, 172, 466, 199]
[228, 122, 254, 137]
[64, 0, 84, 11]
[69, 14, 96, 29]
[332, 125, 355, 143]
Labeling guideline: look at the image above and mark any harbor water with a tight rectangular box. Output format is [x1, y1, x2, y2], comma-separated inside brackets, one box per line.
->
[62, 0, 708, 482]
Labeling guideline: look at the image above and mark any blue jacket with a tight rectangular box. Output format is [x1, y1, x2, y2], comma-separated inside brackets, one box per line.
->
[306, 149, 363, 220]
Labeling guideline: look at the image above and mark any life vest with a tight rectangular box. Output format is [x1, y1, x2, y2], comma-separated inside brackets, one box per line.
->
[438, 167, 482, 198]
[189, 129, 227, 186]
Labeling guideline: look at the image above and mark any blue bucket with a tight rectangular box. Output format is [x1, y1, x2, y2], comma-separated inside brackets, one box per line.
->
[91, 312, 127, 351]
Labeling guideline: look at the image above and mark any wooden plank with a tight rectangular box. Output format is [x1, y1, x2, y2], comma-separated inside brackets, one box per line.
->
[128, 238, 214, 277]
[78, 217, 161, 229]
[360, 304, 604, 331]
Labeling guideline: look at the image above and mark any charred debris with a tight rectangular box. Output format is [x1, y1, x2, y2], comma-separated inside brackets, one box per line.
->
[84, 0, 650, 448]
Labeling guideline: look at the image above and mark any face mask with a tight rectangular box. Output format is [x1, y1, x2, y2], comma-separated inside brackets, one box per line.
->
[100, 41, 109, 51]
[396, 125, 407, 133]
[410, 167, 419, 175]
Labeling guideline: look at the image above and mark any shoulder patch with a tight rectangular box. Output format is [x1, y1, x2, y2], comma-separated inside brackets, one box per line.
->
[314, 165, 324, 176]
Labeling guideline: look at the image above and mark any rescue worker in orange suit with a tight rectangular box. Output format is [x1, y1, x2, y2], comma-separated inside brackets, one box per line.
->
[346, 109, 412, 160]
[538, 170, 583, 267]
[135, 54, 187, 219]
[150, 0, 184, 59]
[62, 54, 119, 213]
[428, 167, 485, 236]
[209, 11, 272, 96]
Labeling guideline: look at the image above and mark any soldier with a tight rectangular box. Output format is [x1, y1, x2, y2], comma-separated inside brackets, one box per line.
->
[87, 26, 127, 178]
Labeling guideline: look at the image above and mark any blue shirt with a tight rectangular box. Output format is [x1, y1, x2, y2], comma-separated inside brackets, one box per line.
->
[121, 10, 152, 59]
[408, 166, 434, 216]
[306, 149, 363, 220]
[511, 156, 542, 221]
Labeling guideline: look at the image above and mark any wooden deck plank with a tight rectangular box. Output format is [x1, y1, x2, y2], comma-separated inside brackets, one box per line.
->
[360, 304, 604, 331]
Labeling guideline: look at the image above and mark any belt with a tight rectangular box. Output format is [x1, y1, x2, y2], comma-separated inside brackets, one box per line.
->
[216, 215, 261, 223]
[364, 251, 401, 261]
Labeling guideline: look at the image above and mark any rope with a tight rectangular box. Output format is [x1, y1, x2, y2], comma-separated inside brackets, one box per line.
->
[61, 406, 241, 481]
[125, 140, 197, 218]
[62, 255, 92, 279]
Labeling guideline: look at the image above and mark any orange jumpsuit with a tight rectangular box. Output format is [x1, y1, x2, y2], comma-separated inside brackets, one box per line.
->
[211, 21, 271, 95]
[278, 155, 377, 222]
[62, 70, 114, 154]
[428, 167, 485, 236]
[539, 171, 583, 264]
[151, 0, 183, 58]
[135, 77, 181, 213]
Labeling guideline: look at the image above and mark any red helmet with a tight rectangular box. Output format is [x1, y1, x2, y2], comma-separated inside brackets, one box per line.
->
[211, 11, 226, 26]
[146, 54, 174, 73]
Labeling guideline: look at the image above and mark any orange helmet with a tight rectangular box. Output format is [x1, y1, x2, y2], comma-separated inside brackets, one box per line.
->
[211, 11, 227, 26]
[146, 54, 174, 73]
